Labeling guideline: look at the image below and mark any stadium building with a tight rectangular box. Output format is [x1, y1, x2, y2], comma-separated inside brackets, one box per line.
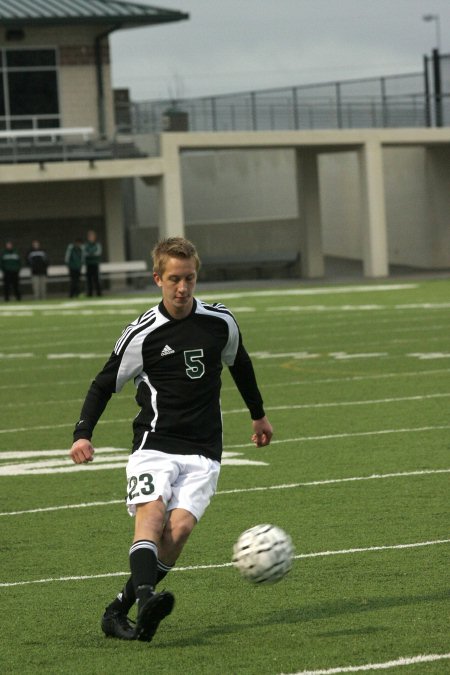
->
[0, 0, 188, 278]
[0, 1, 449, 286]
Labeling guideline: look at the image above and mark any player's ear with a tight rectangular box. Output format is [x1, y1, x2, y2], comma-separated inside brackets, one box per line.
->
[153, 272, 163, 287]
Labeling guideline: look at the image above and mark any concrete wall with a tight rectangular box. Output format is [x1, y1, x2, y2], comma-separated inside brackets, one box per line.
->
[129, 144, 302, 264]
[129, 136, 450, 273]
[425, 147, 450, 267]
[0, 181, 105, 264]
[181, 149, 298, 222]
[384, 147, 432, 267]
[318, 146, 449, 269]
[318, 152, 362, 260]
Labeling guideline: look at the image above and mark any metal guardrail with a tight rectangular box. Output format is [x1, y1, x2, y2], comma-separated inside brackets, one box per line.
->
[0, 136, 147, 164]
[0, 127, 94, 142]
[115, 64, 450, 133]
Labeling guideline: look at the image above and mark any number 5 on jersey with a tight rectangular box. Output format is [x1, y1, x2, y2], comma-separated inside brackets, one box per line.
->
[184, 349, 205, 379]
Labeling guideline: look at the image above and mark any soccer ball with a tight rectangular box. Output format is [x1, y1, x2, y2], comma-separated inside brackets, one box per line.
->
[232, 524, 294, 584]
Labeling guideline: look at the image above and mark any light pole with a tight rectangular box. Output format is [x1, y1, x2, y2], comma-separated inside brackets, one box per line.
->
[422, 13, 441, 52]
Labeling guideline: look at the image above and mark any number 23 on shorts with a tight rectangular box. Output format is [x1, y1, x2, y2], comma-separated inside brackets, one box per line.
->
[128, 473, 155, 500]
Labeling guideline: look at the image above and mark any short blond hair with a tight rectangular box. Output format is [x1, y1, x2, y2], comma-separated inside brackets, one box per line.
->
[152, 237, 201, 276]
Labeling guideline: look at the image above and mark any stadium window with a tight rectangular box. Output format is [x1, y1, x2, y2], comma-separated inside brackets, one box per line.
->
[6, 49, 57, 68]
[0, 48, 60, 129]
[8, 71, 58, 116]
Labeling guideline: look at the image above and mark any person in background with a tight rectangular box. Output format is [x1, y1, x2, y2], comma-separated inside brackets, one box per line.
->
[65, 237, 84, 298]
[27, 240, 49, 300]
[1, 240, 22, 302]
[84, 229, 102, 297]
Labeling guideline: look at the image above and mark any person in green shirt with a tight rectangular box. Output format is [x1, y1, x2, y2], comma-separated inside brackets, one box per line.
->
[1, 240, 22, 301]
[84, 230, 102, 297]
[65, 237, 84, 298]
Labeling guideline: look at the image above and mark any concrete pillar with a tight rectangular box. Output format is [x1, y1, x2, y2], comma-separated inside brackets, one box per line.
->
[358, 140, 388, 277]
[296, 150, 325, 278]
[158, 134, 186, 238]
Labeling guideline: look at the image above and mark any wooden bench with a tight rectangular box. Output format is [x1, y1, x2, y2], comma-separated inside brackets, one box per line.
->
[12, 260, 149, 291]
[199, 251, 300, 280]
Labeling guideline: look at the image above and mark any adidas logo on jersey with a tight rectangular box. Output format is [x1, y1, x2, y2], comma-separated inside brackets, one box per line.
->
[161, 344, 175, 357]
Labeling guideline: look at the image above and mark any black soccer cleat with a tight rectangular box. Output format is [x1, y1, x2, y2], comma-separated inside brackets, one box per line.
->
[134, 587, 175, 642]
[101, 608, 136, 640]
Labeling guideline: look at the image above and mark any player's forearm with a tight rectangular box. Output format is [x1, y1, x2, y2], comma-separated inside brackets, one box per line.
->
[229, 352, 265, 420]
[73, 380, 112, 441]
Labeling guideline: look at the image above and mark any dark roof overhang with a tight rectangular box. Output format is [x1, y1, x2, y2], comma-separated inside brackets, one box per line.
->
[0, 1, 189, 31]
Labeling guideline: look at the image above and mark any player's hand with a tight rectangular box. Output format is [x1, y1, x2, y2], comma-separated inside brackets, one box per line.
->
[251, 416, 273, 447]
[69, 439, 95, 464]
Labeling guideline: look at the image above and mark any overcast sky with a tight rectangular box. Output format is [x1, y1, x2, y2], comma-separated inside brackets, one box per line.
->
[110, 0, 450, 101]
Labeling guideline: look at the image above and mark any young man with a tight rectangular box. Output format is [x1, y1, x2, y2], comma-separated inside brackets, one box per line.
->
[69, 237, 273, 643]
[64, 237, 84, 298]
[1, 240, 22, 302]
[84, 230, 102, 297]
[27, 240, 49, 300]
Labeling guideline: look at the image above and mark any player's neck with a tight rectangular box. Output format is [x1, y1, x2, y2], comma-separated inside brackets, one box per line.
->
[162, 297, 194, 320]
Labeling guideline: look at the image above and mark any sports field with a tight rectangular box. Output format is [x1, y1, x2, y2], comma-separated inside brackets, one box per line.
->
[0, 278, 449, 674]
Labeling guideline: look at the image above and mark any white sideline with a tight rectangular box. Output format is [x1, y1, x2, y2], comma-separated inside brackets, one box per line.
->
[1, 365, 449, 391]
[0, 284, 418, 313]
[0, 467, 448, 516]
[3, 390, 450, 413]
[1, 390, 450, 422]
[2, 418, 450, 438]
[0, 538, 448, 588]
[280, 652, 450, 674]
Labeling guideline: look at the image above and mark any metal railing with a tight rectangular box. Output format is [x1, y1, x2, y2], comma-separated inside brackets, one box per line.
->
[0, 134, 147, 164]
[116, 65, 450, 134]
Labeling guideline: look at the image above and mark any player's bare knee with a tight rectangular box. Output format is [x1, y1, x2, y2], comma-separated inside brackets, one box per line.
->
[164, 514, 195, 546]
[134, 498, 166, 540]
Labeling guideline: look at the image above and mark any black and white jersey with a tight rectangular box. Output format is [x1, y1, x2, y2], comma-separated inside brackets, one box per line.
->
[73, 298, 265, 462]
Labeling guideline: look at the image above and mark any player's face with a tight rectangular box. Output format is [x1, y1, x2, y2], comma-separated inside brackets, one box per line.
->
[154, 256, 197, 319]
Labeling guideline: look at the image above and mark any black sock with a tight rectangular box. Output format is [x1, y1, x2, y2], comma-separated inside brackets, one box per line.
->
[107, 576, 135, 614]
[129, 539, 158, 595]
[122, 576, 135, 610]
[156, 560, 173, 585]
[107, 558, 172, 614]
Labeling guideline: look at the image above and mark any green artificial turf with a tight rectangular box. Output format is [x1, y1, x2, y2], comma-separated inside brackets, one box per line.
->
[0, 279, 449, 674]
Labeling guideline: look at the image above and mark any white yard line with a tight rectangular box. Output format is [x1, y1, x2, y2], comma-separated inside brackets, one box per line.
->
[280, 652, 450, 675]
[2, 390, 450, 434]
[1, 421, 450, 444]
[0, 366, 448, 392]
[216, 468, 450, 495]
[0, 285, 419, 314]
[224, 392, 450, 414]
[293, 539, 450, 559]
[244, 367, 450, 389]
[2, 390, 449, 413]
[226, 425, 450, 449]
[0, 538, 448, 588]
[1, 468, 448, 516]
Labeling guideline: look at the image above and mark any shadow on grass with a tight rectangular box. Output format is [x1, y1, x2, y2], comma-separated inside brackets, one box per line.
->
[157, 589, 448, 648]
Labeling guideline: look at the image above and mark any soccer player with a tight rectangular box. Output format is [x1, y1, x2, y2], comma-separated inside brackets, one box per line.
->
[69, 237, 273, 642]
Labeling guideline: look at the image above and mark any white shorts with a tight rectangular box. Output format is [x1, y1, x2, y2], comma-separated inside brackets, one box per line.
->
[125, 449, 221, 522]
